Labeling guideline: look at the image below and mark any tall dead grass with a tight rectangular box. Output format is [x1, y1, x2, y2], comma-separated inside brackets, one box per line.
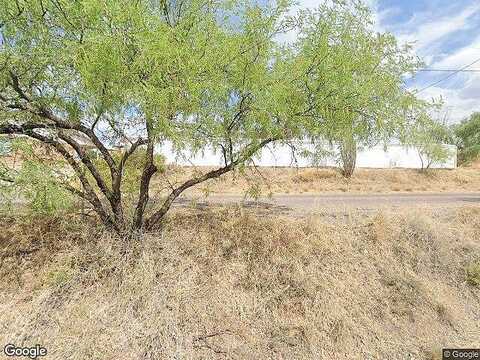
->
[1, 206, 479, 359]
[159, 166, 480, 195]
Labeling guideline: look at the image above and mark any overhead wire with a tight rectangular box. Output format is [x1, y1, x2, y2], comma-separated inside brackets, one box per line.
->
[414, 57, 480, 93]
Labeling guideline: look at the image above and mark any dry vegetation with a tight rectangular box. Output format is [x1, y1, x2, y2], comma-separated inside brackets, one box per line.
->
[1, 206, 479, 359]
[152, 166, 480, 196]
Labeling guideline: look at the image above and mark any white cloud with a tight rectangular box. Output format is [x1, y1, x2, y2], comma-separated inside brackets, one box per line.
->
[395, 3, 480, 54]
[417, 81, 480, 123]
[432, 35, 480, 69]
[413, 33, 480, 122]
[383, 2, 480, 123]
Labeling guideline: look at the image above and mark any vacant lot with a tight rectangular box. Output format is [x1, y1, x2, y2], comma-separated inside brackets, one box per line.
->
[153, 166, 480, 196]
[1, 206, 479, 359]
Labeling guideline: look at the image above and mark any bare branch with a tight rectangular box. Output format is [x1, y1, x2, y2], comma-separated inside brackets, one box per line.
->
[132, 127, 157, 230]
[58, 131, 114, 200]
[145, 138, 277, 230]
[117, 137, 148, 177]
[0, 124, 116, 229]
[4, 71, 119, 178]
[0, 122, 48, 134]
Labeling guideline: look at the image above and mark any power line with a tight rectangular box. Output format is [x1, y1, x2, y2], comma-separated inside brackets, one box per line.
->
[415, 57, 480, 94]
[417, 69, 480, 72]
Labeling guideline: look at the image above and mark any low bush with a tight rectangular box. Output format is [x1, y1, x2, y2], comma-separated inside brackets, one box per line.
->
[466, 262, 480, 287]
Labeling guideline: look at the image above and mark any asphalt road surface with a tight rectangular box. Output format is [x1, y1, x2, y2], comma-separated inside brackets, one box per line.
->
[177, 192, 480, 213]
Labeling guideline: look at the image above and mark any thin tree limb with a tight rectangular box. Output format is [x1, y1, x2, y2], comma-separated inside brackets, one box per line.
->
[145, 138, 276, 230]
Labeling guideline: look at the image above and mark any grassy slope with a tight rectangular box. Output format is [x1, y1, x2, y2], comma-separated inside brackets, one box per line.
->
[1, 207, 479, 359]
[152, 167, 480, 196]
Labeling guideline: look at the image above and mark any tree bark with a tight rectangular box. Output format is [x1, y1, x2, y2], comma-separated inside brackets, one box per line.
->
[339, 138, 357, 178]
[132, 140, 157, 231]
[131, 123, 157, 231]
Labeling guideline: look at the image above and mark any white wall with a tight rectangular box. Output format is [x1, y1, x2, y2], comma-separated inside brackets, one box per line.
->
[158, 142, 457, 169]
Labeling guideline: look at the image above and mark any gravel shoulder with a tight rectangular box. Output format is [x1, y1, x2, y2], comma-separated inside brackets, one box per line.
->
[176, 192, 480, 214]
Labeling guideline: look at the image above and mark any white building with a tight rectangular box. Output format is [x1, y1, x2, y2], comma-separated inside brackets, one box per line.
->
[158, 141, 457, 169]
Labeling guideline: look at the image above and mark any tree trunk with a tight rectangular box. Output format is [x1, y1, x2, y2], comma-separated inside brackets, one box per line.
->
[0, 106, 276, 236]
[339, 138, 357, 178]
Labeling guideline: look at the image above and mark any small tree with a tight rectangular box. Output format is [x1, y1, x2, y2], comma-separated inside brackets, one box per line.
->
[292, 1, 421, 178]
[417, 139, 451, 172]
[402, 102, 452, 171]
[452, 112, 480, 165]
[0, 0, 300, 234]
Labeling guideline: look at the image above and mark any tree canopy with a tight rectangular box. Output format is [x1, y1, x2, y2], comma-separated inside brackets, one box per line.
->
[0, 0, 425, 235]
[286, 1, 421, 176]
[453, 112, 480, 165]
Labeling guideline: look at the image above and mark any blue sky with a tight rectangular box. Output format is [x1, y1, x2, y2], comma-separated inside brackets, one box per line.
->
[370, 0, 480, 122]
[291, 0, 480, 122]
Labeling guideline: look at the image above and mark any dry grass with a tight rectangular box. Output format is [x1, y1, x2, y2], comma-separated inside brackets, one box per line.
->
[153, 166, 480, 196]
[1, 206, 479, 359]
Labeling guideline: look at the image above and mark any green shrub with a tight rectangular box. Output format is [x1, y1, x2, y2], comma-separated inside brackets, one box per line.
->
[452, 112, 480, 165]
[466, 261, 480, 287]
[16, 160, 75, 215]
[0, 139, 75, 215]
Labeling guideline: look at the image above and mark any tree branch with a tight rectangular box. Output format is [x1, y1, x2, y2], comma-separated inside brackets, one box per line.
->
[0, 124, 116, 229]
[58, 131, 114, 200]
[132, 128, 157, 230]
[5, 72, 119, 180]
[117, 137, 148, 182]
[145, 138, 276, 230]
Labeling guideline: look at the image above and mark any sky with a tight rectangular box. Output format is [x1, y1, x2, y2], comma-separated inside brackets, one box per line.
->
[370, 0, 480, 123]
[292, 0, 480, 123]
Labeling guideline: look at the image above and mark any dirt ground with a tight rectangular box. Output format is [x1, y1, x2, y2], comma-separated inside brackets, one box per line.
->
[1, 206, 479, 359]
[169, 192, 480, 218]
[152, 166, 480, 197]
[1, 165, 479, 359]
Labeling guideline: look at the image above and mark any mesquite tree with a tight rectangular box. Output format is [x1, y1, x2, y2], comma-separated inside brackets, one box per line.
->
[0, 0, 427, 234]
[401, 98, 452, 171]
[293, 1, 421, 178]
[0, 0, 302, 234]
[453, 113, 480, 165]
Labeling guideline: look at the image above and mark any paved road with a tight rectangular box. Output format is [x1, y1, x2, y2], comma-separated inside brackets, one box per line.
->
[177, 192, 480, 213]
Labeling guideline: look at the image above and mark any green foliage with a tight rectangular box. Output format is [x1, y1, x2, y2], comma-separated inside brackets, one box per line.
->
[452, 113, 480, 165]
[14, 160, 75, 215]
[92, 150, 165, 198]
[0, 139, 75, 215]
[409, 117, 452, 170]
[0, 0, 296, 229]
[0, 0, 298, 157]
[466, 261, 480, 287]
[418, 142, 451, 171]
[244, 182, 262, 200]
[290, 1, 421, 175]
